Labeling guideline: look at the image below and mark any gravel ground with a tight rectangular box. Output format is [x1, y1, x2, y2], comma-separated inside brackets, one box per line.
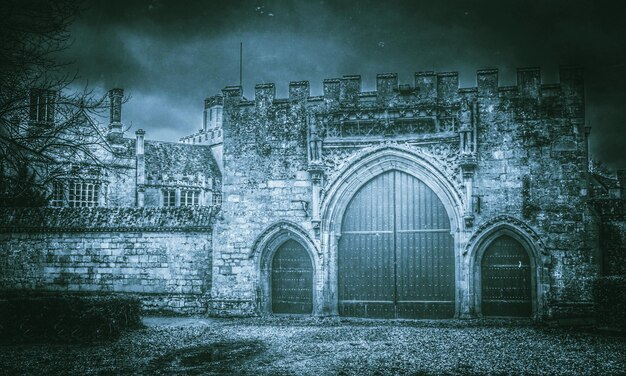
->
[0, 316, 624, 375]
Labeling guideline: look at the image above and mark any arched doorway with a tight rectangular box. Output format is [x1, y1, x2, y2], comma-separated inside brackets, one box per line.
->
[337, 170, 455, 319]
[271, 239, 313, 314]
[480, 235, 532, 317]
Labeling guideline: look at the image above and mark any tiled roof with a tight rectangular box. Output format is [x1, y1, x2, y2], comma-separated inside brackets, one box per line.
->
[0, 207, 217, 233]
[144, 140, 220, 179]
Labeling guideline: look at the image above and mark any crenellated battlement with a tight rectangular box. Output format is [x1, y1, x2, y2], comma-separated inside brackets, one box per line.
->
[204, 95, 223, 108]
[219, 66, 584, 112]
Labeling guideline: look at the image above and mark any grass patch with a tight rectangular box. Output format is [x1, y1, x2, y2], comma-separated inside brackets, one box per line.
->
[0, 291, 142, 343]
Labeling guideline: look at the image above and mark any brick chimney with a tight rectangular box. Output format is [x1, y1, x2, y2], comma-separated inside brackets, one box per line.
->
[108, 88, 124, 141]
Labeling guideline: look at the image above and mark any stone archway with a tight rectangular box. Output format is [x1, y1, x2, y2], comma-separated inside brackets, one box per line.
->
[320, 146, 464, 317]
[468, 218, 548, 319]
[337, 169, 455, 318]
[250, 221, 321, 315]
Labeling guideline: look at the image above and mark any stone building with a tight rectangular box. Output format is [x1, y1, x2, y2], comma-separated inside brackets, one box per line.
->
[1, 65, 625, 319]
[0, 88, 221, 312]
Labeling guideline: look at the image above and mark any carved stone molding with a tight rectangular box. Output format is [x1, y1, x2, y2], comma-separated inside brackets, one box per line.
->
[248, 220, 319, 259]
[465, 215, 548, 256]
[321, 140, 462, 203]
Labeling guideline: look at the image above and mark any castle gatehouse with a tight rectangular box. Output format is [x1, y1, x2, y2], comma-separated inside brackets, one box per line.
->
[2, 66, 625, 320]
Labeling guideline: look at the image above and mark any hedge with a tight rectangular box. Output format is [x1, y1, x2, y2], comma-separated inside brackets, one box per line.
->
[592, 275, 626, 331]
[0, 291, 143, 343]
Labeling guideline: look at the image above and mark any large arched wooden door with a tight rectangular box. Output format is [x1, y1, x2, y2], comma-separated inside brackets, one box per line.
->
[338, 170, 455, 319]
[481, 235, 532, 317]
[271, 240, 313, 314]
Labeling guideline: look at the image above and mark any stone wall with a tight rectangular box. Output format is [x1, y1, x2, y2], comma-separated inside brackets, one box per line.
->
[0, 208, 215, 313]
[95, 137, 137, 208]
[592, 199, 626, 276]
[470, 66, 599, 317]
[210, 83, 315, 316]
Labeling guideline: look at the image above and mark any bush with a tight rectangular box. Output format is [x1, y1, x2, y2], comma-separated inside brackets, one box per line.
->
[592, 276, 626, 331]
[0, 292, 143, 343]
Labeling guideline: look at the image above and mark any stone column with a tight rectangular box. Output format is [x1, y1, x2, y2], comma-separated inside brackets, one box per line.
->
[459, 99, 478, 228]
[461, 165, 476, 227]
[310, 171, 322, 225]
[307, 113, 324, 235]
[324, 232, 340, 316]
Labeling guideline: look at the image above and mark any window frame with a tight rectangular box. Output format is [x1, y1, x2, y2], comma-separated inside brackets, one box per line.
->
[180, 189, 200, 207]
[51, 179, 100, 208]
[162, 189, 176, 207]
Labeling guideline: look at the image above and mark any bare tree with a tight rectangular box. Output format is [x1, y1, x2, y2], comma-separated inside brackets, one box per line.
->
[0, 0, 117, 207]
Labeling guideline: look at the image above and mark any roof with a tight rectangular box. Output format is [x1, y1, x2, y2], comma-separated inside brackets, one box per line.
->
[0, 207, 217, 233]
[144, 140, 220, 180]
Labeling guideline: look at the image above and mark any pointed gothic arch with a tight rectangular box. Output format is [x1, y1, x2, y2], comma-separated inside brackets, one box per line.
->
[467, 218, 548, 319]
[250, 221, 321, 315]
[319, 145, 465, 317]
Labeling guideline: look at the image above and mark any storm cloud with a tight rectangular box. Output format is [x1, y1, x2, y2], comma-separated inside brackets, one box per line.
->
[62, 0, 626, 168]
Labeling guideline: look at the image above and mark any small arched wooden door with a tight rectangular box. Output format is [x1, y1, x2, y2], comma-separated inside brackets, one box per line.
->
[481, 235, 532, 317]
[271, 239, 313, 314]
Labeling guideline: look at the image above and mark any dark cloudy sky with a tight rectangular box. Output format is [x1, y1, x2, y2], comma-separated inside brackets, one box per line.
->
[63, 0, 626, 169]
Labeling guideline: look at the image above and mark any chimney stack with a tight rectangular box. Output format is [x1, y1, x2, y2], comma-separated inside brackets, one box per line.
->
[135, 129, 145, 207]
[108, 88, 124, 140]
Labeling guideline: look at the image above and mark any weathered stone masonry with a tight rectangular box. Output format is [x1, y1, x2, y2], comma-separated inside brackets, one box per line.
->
[1, 65, 624, 319]
[0, 208, 214, 313]
[210, 66, 609, 319]
[592, 199, 626, 276]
